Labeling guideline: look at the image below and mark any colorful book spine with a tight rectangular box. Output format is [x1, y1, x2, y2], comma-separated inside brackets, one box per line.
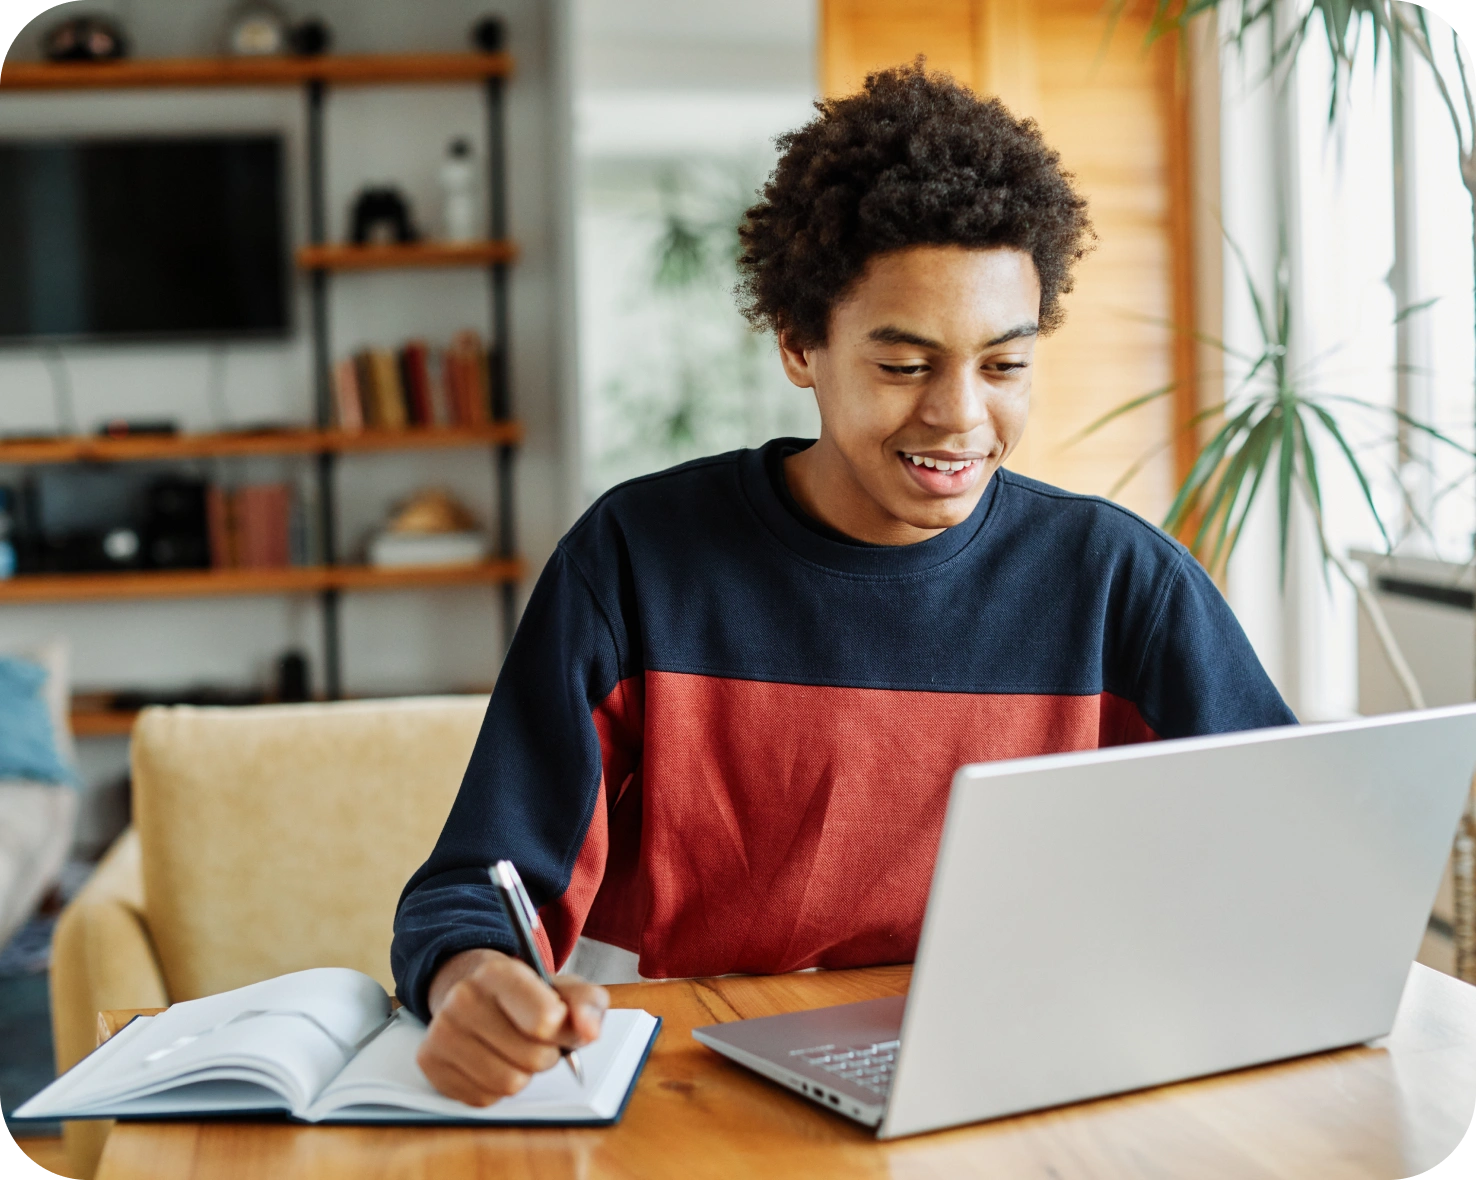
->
[401, 340, 434, 426]
[368, 348, 408, 430]
[354, 351, 379, 428]
[232, 484, 292, 569]
[206, 485, 235, 569]
[427, 345, 451, 426]
[333, 358, 364, 432]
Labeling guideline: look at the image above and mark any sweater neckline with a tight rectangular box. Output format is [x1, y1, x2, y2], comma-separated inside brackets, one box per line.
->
[739, 438, 1003, 577]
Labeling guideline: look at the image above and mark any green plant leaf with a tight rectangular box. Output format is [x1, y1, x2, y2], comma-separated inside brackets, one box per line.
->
[1392, 295, 1441, 324]
[1293, 409, 1337, 587]
[1106, 439, 1175, 498]
[1306, 401, 1393, 548]
[1277, 403, 1295, 585]
[1165, 402, 1261, 535]
[1059, 383, 1177, 450]
[1203, 410, 1274, 567]
[1221, 414, 1278, 569]
[1320, 394, 1476, 456]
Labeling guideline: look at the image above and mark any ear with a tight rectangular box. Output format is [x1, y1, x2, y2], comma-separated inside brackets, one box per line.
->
[777, 329, 818, 390]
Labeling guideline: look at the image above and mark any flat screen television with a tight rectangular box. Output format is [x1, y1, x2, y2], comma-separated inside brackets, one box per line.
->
[0, 135, 289, 343]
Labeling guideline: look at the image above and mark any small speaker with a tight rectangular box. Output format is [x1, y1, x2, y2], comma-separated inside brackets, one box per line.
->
[145, 477, 211, 570]
[276, 650, 311, 702]
[289, 18, 332, 57]
[471, 15, 505, 52]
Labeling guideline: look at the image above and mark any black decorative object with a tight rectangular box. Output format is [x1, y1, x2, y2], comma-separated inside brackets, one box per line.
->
[43, 15, 128, 62]
[144, 476, 211, 570]
[288, 18, 331, 57]
[471, 15, 505, 52]
[276, 650, 311, 702]
[350, 186, 418, 245]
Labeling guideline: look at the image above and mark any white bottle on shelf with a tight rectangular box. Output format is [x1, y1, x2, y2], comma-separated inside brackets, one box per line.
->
[439, 138, 479, 242]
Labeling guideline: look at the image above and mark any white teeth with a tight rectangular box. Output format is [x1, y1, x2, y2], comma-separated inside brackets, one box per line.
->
[904, 453, 976, 473]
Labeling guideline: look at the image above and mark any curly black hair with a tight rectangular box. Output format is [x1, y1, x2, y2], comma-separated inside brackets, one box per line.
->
[737, 62, 1095, 347]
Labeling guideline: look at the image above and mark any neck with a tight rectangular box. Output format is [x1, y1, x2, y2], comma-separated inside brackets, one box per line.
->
[783, 436, 947, 547]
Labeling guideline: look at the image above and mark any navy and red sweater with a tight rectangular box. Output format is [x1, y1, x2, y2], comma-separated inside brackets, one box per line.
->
[392, 439, 1294, 1017]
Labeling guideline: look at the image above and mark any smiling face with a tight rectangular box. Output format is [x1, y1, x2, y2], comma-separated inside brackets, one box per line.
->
[779, 245, 1042, 546]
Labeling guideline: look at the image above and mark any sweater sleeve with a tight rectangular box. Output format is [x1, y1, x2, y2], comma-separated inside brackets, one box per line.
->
[1132, 551, 1298, 738]
[390, 545, 631, 1019]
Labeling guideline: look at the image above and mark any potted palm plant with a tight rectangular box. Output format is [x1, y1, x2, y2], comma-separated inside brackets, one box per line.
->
[1097, 0, 1476, 980]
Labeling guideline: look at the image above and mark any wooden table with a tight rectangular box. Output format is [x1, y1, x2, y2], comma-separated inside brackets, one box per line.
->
[95, 962, 1476, 1180]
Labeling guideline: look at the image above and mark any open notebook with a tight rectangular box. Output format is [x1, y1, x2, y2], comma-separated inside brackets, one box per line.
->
[14, 967, 660, 1126]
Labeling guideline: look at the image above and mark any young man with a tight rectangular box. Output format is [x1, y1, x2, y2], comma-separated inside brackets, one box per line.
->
[392, 65, 1295, 1104]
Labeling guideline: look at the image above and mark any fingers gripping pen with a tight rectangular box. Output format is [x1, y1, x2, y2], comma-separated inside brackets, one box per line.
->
[490, 860, 585, 1085]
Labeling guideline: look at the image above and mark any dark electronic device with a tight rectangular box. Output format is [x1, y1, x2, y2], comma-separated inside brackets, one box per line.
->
[350, 186, 418, 245]
[0, 136, 289, 343]
[17, 467, 148, 573]
[144, 476, 211, 570]
[289, 18, 332, 56]
[15, 469, 211, 572]
[43, 16, 128, 62]
[471, 15, 505, 52]
[276, 650, 310, 702]
[99, 419, 179, 438]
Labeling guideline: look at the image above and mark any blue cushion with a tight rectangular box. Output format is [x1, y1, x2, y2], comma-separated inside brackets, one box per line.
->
[0, 656, 76, 786]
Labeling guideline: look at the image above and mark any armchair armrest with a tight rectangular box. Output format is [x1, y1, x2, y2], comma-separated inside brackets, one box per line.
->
[50, 828, 168, 1179]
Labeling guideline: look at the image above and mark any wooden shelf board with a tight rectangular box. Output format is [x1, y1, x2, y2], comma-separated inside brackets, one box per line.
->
[0, 424, 521, 465]
[331, 558, 525, 591]
[0, 52, 512, 91]
[69, 707, 139, 738]
[326, 424, 521, 452]
[296, 241, 517, 271]
[0, 560, 523, 604]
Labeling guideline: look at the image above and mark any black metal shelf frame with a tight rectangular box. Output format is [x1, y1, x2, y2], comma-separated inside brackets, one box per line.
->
[303, 74, 516, 698]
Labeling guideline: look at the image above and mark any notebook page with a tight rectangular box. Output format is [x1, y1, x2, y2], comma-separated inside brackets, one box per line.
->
[304, 1008, 657, 1122]
[13, 1016, 155, 1119]
[17, 967, 390, 1117]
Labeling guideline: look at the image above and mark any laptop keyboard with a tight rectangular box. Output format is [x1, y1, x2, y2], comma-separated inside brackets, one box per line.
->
[790, 1039, 901, 1098]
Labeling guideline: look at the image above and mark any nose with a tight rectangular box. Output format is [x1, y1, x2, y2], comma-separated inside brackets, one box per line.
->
[917, 360, 993, 441]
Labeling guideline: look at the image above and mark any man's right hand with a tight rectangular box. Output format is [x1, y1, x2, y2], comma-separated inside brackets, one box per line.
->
[416, 947, 609, 1106]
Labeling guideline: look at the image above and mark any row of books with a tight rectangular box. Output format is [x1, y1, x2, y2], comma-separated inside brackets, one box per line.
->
[334, 331, 495, 431]
[207, 484, 299, 569]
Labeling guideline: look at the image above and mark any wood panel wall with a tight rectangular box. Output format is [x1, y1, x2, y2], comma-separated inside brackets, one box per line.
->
[820, 0, 1197, 524]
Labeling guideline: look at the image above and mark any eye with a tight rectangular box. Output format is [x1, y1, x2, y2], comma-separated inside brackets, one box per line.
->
[878, 363, 929, 375]
[986, 362, 1029, 373]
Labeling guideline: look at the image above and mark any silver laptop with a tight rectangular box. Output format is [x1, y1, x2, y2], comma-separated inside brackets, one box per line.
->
[692, 705, 1476, 1139]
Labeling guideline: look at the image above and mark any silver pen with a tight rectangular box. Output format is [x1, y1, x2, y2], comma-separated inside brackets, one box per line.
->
[490, 860, 585, 1085]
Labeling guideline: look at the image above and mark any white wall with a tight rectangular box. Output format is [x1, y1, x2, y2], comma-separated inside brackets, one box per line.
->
[570, 0, 818, 502]
[0, 0, 575, 833]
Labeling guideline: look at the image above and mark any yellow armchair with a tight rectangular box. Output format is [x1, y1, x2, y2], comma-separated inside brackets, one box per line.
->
[49, 696, 488, 1178]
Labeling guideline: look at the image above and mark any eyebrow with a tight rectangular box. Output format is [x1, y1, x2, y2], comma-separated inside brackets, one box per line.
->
[867, 322, 1040, 350]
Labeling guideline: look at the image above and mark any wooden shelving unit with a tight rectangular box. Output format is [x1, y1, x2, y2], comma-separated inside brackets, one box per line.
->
[296, 241, 517, 271]
[0, 424, 523, 465]
[0, 560, 524, 605]
[0, 49, 521, 707]
[0, 52, 512, 90]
